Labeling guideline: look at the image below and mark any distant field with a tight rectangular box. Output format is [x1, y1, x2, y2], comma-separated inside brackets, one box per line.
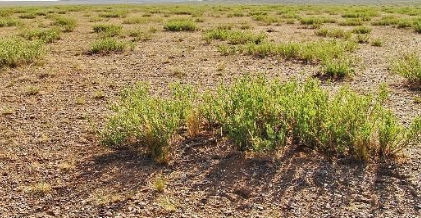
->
[0, 4, 420, 218]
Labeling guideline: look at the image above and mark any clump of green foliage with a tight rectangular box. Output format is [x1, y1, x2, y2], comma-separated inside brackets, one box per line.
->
[339, 18, 364, 26]
[53, 16, 77, 32]
[164, 19, 197, 32]
[129, 28, 155, 42]
[19, 28, 61, 43]
[204, 27, 266, 44]
[414, 21, 421, 33]
[0, 18, 21, 27]
[100, 83, 195, 163]
[356, 34, 370, 44]
[352, 26, 372, 34]
[371, 39, 383, 47]
[300, 16, 336, 25]
[321, 57, 355, 78]
[315, 28, 352, 39]
[90, 38, 133, 54]
[100, 76, 421, 161]
[93, 24, 123, 37]
[392, 53, 421, 84]
[0, 38, 45, 68]
[371, 16, 399, 26]
[122, 16, 163, 24]
[252, 15, 282, 25]
[242, 40, 357, 64]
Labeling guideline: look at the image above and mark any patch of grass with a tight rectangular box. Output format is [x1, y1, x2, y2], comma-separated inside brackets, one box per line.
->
[392, 53, 421, 84]
[0, 38, 45, 69]
[28, 182, 52, 196]
[252, 15, 282, 25]
[0, 18, 21, 27]
[356, 34, 370, 44]
[100, 75, 421, 161]
[414, 21, 421, 33]
[93, 24, 123, 37]
[321, 57, 355, 78]
[339, 18, 364, 26]
[204, 28, 266, 44]
[371, 16, 399, 26]
[352, 26, 372, 34]
[100, 83, 195, 163]
[122, 16, 163, 24]
[300, 16, 336, 25]
[371, 38, 383, 47]
[153, 177, 166, 192]
[242, 40, 357, 63]
[53, 16, 77, 32]
[129, 27, 156, 42]
[90, 38, 133, 54]
[20, 28, 61, 43]
[99, 10, 128, 18]
[25, 86, 41, 96]
[19, 13, 36, 19]
[164, 19, 197, 32]
[315, 28, 352, 39]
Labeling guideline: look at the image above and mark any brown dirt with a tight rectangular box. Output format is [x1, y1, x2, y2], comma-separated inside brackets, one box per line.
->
[0, 6, 420, 218]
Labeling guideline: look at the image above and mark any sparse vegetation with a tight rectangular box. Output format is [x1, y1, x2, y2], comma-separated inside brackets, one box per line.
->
[93, 24, 123, 37]
[392, 53, 421, 84]
[19, 28, 61, 43]
[90, 38, 133, 54]
[315, 28, 352, 39]
[0, 18, 20, 27]
[101, 76, 421, 161]
[0, 38, 44, 69]
[53, 16, 77, 32]
[352, 26, 372, 34]
[204, 28, 266, 44]
[164, 19, 197, 32]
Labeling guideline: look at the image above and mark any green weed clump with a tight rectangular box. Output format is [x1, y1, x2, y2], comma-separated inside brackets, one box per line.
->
[321, 57, 355, 78]
[164, 19, 197, 32]
[204, 28, 266, 44]
[129, 29, 155, 42]
[252, 15, 282, 25]
[242, 40, 357, 63]
[0, 38, 45, 68]
[53, 16, 77, 32]
[90, 38, 133, 54]
[100, 83, 195, 163]
[300, 16, 336, 25]
[20, 28, 61, 43]
[315, 28, 352, 39]
[100, 76, 421, 161]
[414, 21, 421, 33]
[371, 16, 399, 26]
[0, 18, 21, 27]
[352, 26, 372, 34]
[339, 18, 364, 26]
[392, 53, 421, 84]
[356, 34, 370, 44]
[93, 24, 123, 37]
[122, 16, 163, 24]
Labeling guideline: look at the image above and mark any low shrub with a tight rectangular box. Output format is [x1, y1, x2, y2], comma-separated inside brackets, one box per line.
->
[356, 34, 370, 44]
[339, 18, 364, 26]
[100, 76, 421, 161]
[352, 26, 372, 34]
[252, 15, 282, 25]
[90, 38, 133, 54]
[129, 29, 154, 42]
[20, 28, 61, 43]
[0, 18, 21, 27]
[321, 57, 355, 78]
[372, 16, 399, 26]
[122, 16, 163, 24]
[392, 53, 421, 84]
[242, 40, 358, 63]
[300, 16, 336, 25]
[0, 38, 45, 68]
[164, 19, 197, 32]
[204, 28, 266, 44]
[315, 28, 352, 39]
[371, 39, 383, 47]
[53, 16, 77, 32]
[414, 21, 421, 33]
[93, 24, 123, 37]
